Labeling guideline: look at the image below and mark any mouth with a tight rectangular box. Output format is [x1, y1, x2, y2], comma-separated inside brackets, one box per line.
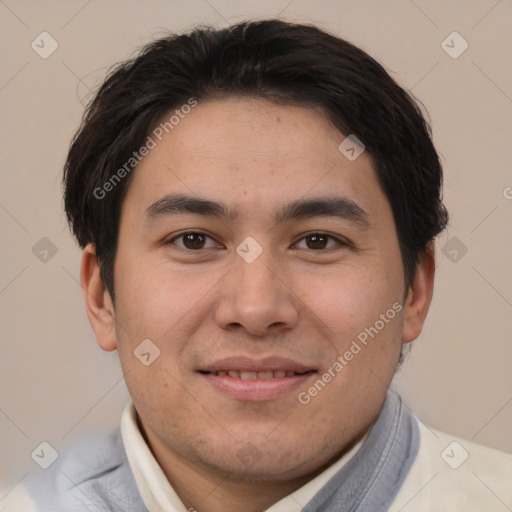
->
[198, 356, 317, 401]
[200, 369, 313, 379]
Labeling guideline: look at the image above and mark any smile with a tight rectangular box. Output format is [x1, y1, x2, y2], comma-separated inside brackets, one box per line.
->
[198, 356, 317, 401]
[203, 370, 311, 380]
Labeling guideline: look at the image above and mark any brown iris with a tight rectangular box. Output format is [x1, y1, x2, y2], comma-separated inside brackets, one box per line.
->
[182, 233, 207, 249]
[305, 234, 329, 249]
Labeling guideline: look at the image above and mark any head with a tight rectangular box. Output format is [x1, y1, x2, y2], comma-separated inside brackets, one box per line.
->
[66, 20, 447, 483]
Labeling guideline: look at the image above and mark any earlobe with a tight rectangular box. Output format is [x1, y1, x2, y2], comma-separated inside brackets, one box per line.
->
[80, 244, 118, 352]
[401, 243, 435, 343]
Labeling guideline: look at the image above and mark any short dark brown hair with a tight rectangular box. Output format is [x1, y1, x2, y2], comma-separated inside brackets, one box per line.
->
[64, 19, 448, 301]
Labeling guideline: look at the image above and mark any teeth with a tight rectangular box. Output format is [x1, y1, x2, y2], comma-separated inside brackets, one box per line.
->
[240, 371, 257, 380]
[213, 370, 304, 379]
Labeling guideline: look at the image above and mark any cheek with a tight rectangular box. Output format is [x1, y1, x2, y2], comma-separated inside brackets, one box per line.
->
[111, 257, 211, 416]
[112, 255, 225, 356]
[300, 265, 399, 340]
[115, 256, 178, 322]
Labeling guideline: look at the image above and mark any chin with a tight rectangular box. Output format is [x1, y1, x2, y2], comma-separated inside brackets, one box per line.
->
[199, 454, 311, 482]
[195, 435, 319, 481]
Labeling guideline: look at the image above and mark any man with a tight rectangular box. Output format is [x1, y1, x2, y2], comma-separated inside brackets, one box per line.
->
[13, 18, 511, 511]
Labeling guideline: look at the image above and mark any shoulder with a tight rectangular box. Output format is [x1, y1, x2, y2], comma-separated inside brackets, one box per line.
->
[390, 416, 512, 511]
[6, 429, 146, 512]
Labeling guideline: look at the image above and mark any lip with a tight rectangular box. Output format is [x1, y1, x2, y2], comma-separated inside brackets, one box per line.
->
[198, 356, 316, 401]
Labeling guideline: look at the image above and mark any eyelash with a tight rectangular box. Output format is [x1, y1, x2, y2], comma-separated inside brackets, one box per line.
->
[165, 231, 349, 252]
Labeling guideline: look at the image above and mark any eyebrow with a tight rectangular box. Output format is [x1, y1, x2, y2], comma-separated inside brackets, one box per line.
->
[144, 193, 370, 228]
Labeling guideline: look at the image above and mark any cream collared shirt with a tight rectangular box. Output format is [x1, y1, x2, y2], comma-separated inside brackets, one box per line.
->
[120, 401, 366, 512]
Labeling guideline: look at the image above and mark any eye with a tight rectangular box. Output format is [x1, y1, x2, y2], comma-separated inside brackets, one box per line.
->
[167, 232, 221, 250]
[293, 233, 346, 251]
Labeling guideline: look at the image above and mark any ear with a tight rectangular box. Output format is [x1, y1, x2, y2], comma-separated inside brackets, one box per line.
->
[402, 243, 435, 343]
[80, 244, 118, 352]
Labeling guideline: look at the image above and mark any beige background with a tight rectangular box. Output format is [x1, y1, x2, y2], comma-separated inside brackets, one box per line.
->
[1, 0, 511, 497]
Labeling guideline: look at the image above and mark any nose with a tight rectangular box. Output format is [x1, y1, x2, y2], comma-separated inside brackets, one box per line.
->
[214, 247, 300, 337]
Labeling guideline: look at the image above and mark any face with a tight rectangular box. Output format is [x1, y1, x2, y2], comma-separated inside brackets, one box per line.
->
[83, 97, 433, 483]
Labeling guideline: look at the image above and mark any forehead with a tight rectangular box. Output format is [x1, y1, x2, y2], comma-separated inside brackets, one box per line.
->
[123, 97, 389, 223]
